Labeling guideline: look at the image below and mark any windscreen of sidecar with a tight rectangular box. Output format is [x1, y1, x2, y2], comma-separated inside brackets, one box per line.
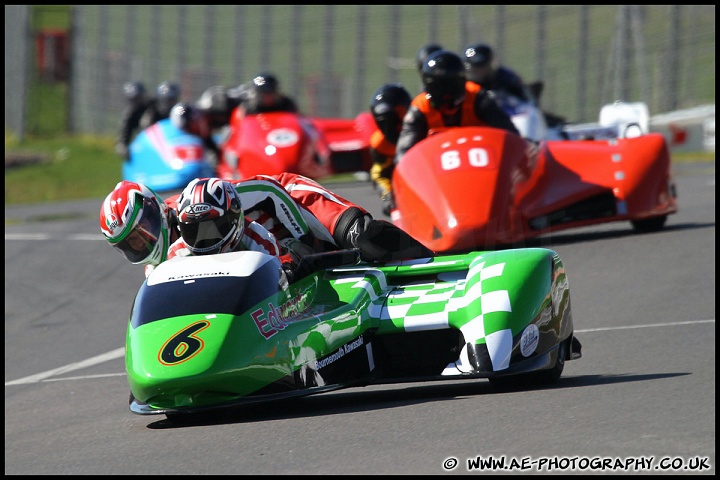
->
[130, 257, 283, 327]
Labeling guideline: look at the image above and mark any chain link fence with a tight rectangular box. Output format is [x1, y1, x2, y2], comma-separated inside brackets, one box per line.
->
[5, 5, 716, 141]
[5, 5, 30, 139]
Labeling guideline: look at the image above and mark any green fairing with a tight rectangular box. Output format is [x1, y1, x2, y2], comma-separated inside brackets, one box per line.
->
[125, 248, 577, 413]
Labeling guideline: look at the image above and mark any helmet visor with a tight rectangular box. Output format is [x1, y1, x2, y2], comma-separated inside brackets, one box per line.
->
[179, 212, 240, 254]
[374, 109, 403, 144]
[426, 77, 466, 110]
[113, 197, 162, 263]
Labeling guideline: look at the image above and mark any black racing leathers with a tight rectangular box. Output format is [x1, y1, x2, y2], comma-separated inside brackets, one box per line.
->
[395, 86, 519, 163]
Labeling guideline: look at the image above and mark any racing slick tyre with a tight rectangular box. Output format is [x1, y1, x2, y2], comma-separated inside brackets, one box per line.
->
[488, 338, 567, 392]
[631, 215, 667, 233]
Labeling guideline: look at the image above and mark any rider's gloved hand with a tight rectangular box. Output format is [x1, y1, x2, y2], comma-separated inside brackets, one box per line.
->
[278, 253, 297, 284]
[279, 237, 315, 264]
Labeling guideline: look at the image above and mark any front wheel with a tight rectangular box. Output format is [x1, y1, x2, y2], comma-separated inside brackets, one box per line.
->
[489, 340, 566, 391]
[631, 215, 667, 233]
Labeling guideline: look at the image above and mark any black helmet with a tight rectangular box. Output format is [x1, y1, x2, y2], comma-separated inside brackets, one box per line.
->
[197, 86, 229, 114]
[156, 81, 181, 114]
[370, 83, 412, 144]
[463, 43, 494, 67]
[157, 81, 180, 100]
[227, 83, 252, 105]
[421, 50, 467, 111]
[123, 81, 146, 101]
[415, 43, 444, 72]
[197, 85, 231, 128]
[169, 102, 194, 131]
[251, 72, 279, 94]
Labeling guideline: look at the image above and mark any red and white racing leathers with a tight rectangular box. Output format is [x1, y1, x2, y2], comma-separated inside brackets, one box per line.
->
[165, 172, 369, 252]
[236, 172, 369, 247]
[163, 172, 430, 266]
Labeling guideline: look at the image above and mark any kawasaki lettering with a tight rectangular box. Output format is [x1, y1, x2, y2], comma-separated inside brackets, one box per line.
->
[168, 271, 230, 280]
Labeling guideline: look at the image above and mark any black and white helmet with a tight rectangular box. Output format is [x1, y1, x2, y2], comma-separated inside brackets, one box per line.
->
[169, 102, 195, 131]
[176, 178, 244, 255]
[156, 81, 181, 115]
[123, 81, 146, 103]
[197, 86, 229, 114]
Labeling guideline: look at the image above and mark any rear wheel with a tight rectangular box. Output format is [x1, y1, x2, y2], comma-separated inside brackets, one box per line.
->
[632, 215, 667, 233]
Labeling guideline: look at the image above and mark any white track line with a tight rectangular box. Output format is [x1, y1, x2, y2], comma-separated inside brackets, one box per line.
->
[5, 233, 102, 241]
[576, 319, 715, 333]
[5, 347, 124, 385]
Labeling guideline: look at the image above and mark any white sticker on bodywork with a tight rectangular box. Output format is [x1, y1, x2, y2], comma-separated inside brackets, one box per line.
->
[520, 324, 539, 357]
[267, 128, 299, 147]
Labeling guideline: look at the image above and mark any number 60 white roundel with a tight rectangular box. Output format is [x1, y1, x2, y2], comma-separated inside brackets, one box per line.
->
[440, 148, 490, 170]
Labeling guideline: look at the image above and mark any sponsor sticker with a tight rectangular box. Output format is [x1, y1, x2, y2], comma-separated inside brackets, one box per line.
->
[267, 128, 299, 147]
[520, 324, 539, 357]
[315, 336, 365, 370]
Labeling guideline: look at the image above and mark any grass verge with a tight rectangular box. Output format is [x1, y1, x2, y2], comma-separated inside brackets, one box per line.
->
[5, 133, 122, 204]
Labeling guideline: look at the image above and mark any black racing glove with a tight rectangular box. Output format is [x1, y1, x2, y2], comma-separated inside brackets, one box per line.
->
[279, 253, 297, 284]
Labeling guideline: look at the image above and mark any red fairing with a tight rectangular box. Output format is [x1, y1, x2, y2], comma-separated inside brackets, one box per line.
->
[218, 111, 322, 180]
[524, 133, 677, 223]
[217, 110, 373, 182]
[394, 127, 530, 252]
[392, 127, 677, 253]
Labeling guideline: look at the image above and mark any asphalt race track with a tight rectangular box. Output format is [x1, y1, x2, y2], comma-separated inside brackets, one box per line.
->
[5, 163, 715, 475]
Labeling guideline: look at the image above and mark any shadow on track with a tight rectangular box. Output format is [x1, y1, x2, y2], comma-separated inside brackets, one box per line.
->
[145, 372, 689, 429]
